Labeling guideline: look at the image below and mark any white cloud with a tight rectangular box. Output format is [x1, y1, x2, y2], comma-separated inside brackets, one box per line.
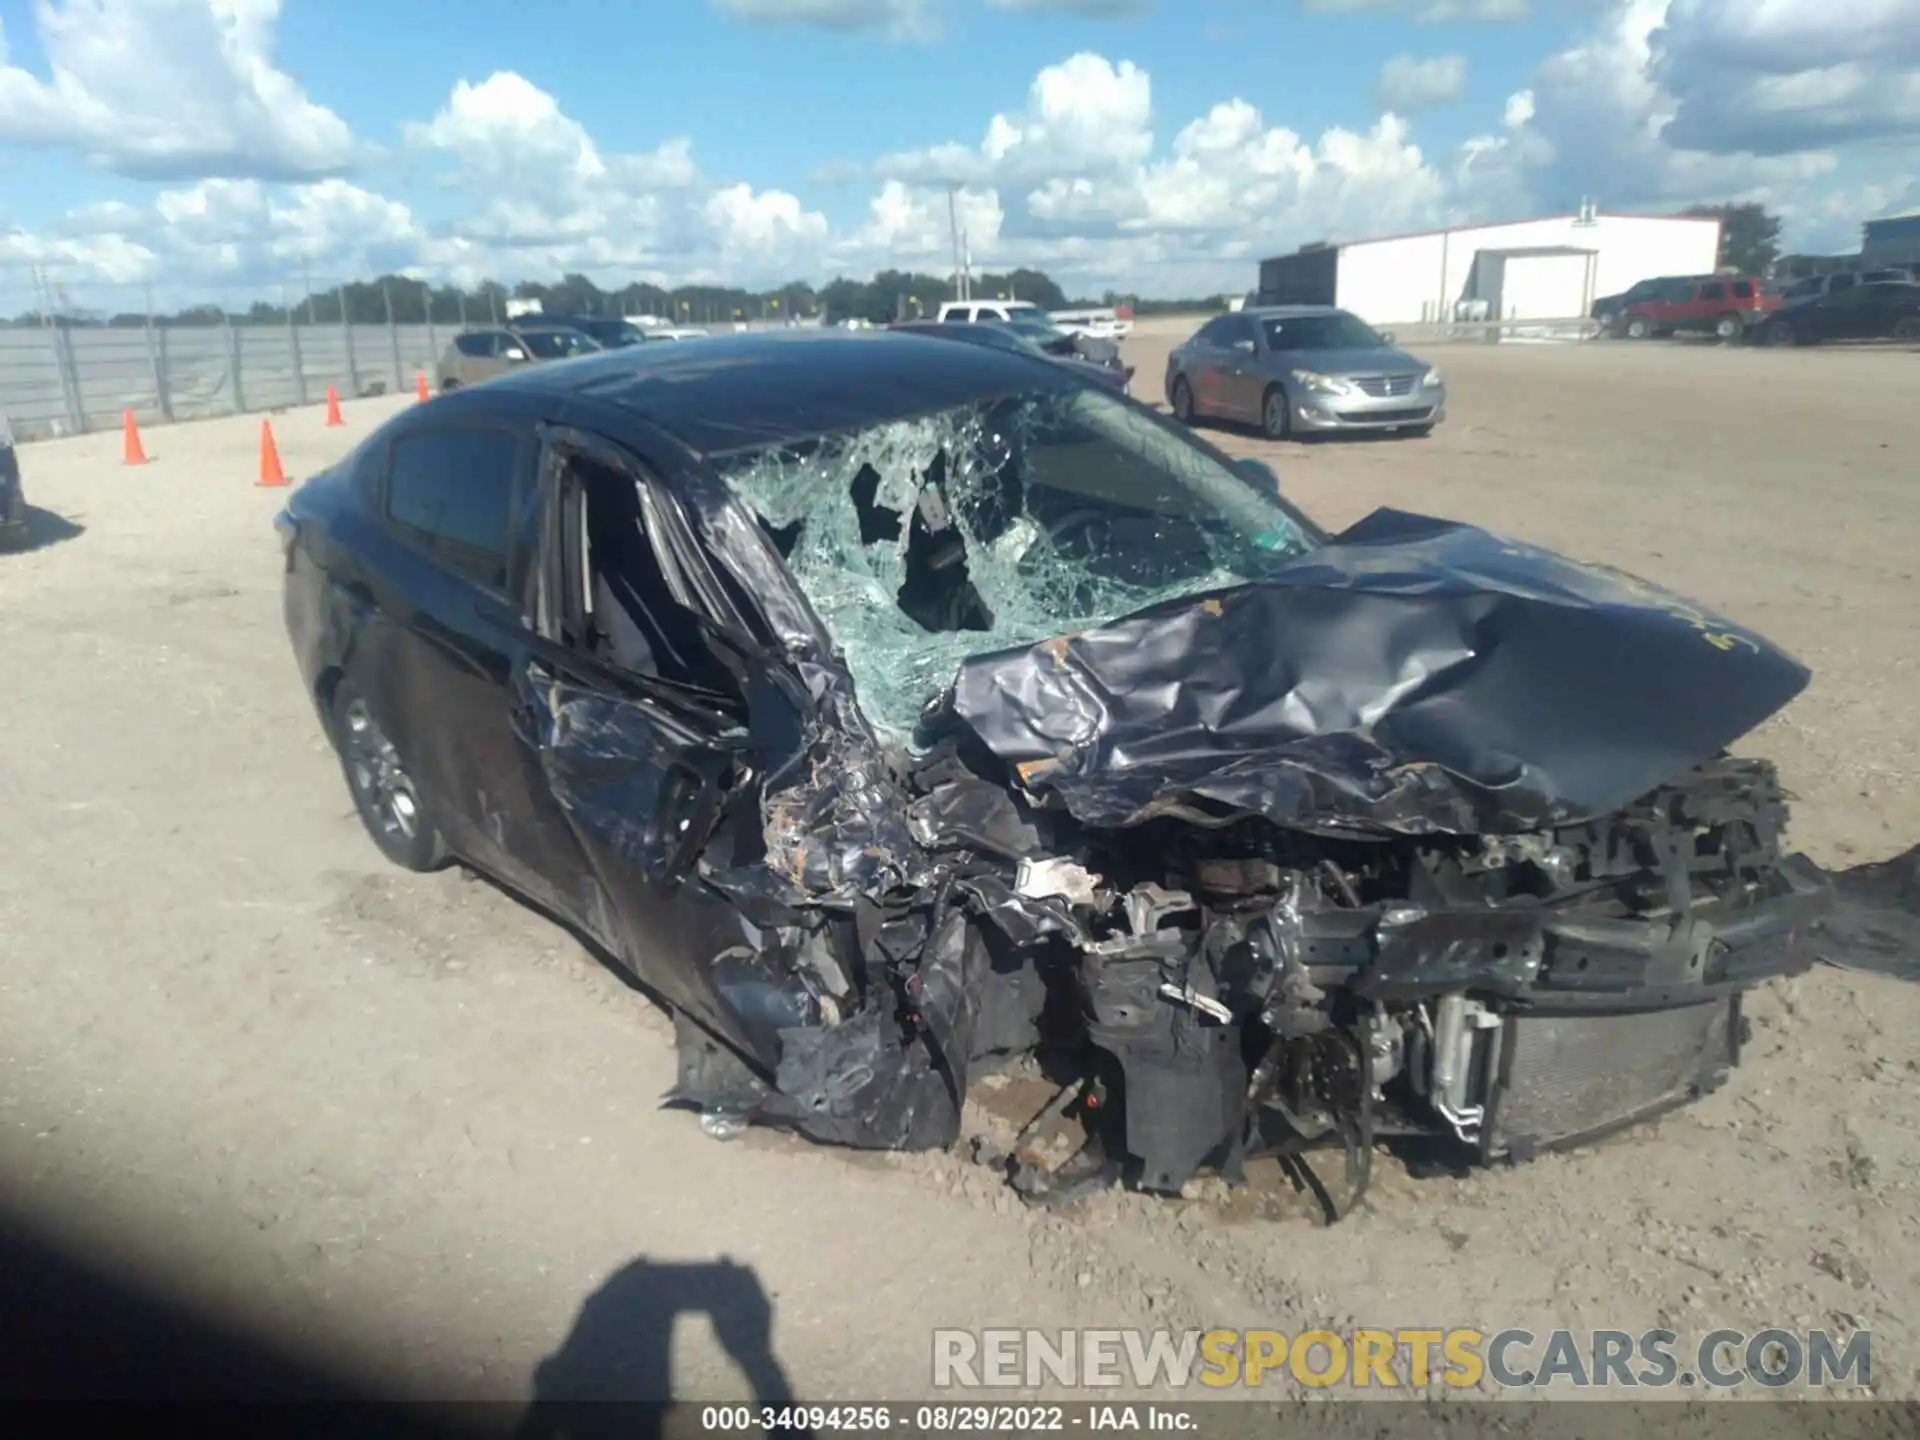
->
[0, 0, 355, 180]
[988, 0, 1153, 14]
[710, 0, 938, 41]
[1303, 0, 1530, 21]
[1651, 0, 1920, 154]
[6, 3, 1920, 308]
[1375, 54, 1469, 112]
[878, 52, 1154, 184]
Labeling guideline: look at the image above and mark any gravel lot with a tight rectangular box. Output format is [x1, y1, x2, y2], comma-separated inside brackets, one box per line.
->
[1, 333, 1916, 1412]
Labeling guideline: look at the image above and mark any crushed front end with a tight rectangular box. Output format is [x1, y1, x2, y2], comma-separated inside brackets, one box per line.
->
[645, 388, 1832, 1212]
[964, 754, 1829, 1206]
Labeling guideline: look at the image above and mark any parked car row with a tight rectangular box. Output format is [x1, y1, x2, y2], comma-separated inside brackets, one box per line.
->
[1592, 267, 1920, 347]
[1592, 274, 1780, 341]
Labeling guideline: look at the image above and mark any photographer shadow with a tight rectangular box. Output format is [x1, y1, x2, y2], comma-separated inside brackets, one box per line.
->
[515, 1256, 805, 1440]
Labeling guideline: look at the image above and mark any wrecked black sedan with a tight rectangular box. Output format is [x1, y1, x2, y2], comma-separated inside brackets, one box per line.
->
[279, 329, 1832, 1211]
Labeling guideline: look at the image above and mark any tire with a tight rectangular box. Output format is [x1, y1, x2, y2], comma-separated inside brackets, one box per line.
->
[1714, 313, 1745, 342]
[1895, 317, 1920, 342]
[1259, 386, 1291, 441]
[1764, 320, 1798, 348]
[329, 678, 450, 872]
[440, 378, 461, 392]
[1625, 317, 1651, 340]
[1170, 376, 1195, 424]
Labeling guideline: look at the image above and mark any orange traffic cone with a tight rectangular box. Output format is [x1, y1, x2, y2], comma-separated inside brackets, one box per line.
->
[324, 385, 343, 426]
[257, 419, 287, 488]
[415, 370, 430, 403]
[122, 408, 148, 466]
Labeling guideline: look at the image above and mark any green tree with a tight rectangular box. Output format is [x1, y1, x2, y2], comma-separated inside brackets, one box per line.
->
[1684, 202, 1783, 276]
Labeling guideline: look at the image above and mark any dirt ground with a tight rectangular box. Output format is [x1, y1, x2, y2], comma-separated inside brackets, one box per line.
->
[1, 332, 1916, 1414]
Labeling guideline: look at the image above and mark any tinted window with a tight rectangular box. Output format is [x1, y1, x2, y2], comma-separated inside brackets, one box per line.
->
[1731, 281, 1753, 298]
[385, 428, 520, 587]
[1259, 312, 1384, 349]
[1194, 317, 1235, 345]
[519, 329, 599, 359]
[454, 332, 497, 357]
[1698, 282, 1724, 300]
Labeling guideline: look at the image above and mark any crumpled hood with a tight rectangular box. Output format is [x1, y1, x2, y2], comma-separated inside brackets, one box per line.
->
[947, 508, 1812, 837]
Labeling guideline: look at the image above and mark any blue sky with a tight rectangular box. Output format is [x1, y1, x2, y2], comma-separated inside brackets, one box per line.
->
[0, 0, 1916, 305]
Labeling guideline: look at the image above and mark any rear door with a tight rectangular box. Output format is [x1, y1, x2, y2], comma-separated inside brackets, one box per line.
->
[1687, 280, 1725, 330]
[357, 416, 595, 920]
[1184, 316, 1239, 416]
[1215, 315, 1266, 420]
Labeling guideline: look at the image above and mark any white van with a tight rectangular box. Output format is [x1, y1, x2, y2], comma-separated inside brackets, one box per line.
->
[1049, 307, 1131, 340]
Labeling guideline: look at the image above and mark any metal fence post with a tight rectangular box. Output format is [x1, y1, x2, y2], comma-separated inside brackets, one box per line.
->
[53, 324, 87, 434]
[225, 312, 245, 414]
[285, 285, 308, 407]
[143, 281, 173, 422]
[338, 284, 358, 399]
[288, 310, 308, 407]
[383, 281, 402, 392]
[423, 281, 438, 369]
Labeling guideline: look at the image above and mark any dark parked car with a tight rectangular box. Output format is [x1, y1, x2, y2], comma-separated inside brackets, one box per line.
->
[888, 319, 1133, 392]
[536, 314, 651, 349]
[0, 412, 25, 549]
[1759, 282, 1920, 346]
[278, 329, 1831, 1211]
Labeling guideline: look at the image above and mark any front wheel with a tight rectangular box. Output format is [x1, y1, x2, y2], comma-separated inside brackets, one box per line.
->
[330, 678, 450, 872]
[1763, 320, 1798, 348]
[1260, 386, 1290, 441]
[1170, 376, 1195, 424]
[1625, 317, 1652, 340]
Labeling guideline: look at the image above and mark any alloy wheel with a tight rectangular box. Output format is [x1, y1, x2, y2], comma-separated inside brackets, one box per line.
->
[341, 698, 421, 842]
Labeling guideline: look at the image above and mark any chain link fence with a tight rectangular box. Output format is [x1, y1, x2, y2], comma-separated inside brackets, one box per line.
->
[0, 274, 471, 442]
[0, 270, 807, 443]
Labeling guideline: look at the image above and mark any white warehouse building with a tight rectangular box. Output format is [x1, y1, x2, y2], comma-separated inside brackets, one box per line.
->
[1256, 210, 1723, 327]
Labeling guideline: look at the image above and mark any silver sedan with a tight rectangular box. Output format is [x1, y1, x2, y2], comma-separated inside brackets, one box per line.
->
[1165, 305, 1446, 440]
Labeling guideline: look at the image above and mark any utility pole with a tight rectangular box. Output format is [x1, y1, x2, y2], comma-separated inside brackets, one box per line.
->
[947, 184, 964, 302]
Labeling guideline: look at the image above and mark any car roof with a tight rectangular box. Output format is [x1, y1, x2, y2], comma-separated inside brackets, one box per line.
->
[471, 327, 1078, 456]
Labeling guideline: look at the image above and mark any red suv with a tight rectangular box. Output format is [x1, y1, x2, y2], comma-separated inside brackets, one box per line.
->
[1617, 275, 1780, 341]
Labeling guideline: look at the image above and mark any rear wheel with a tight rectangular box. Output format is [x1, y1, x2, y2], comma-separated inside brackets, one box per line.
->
[1714, 312, 1745, 342]
[1170, 376, 1196, 424]
[1260, 386, 1291, 441]
[1625, 316, 1652, 340]
[1764, 319, 1799, 347]
[330, 678, 450, 872]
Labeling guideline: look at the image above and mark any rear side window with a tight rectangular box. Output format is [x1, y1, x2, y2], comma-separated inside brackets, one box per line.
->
[944, 307, 973, 323]
[454, 332, 496, 358]
[1698, 282, 1724, 300]
[1195, 317, 1235, 345]
[384, 428, 521, 589]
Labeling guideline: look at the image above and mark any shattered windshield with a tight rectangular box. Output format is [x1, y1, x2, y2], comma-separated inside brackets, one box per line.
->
[719, 387, 1318, 740]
